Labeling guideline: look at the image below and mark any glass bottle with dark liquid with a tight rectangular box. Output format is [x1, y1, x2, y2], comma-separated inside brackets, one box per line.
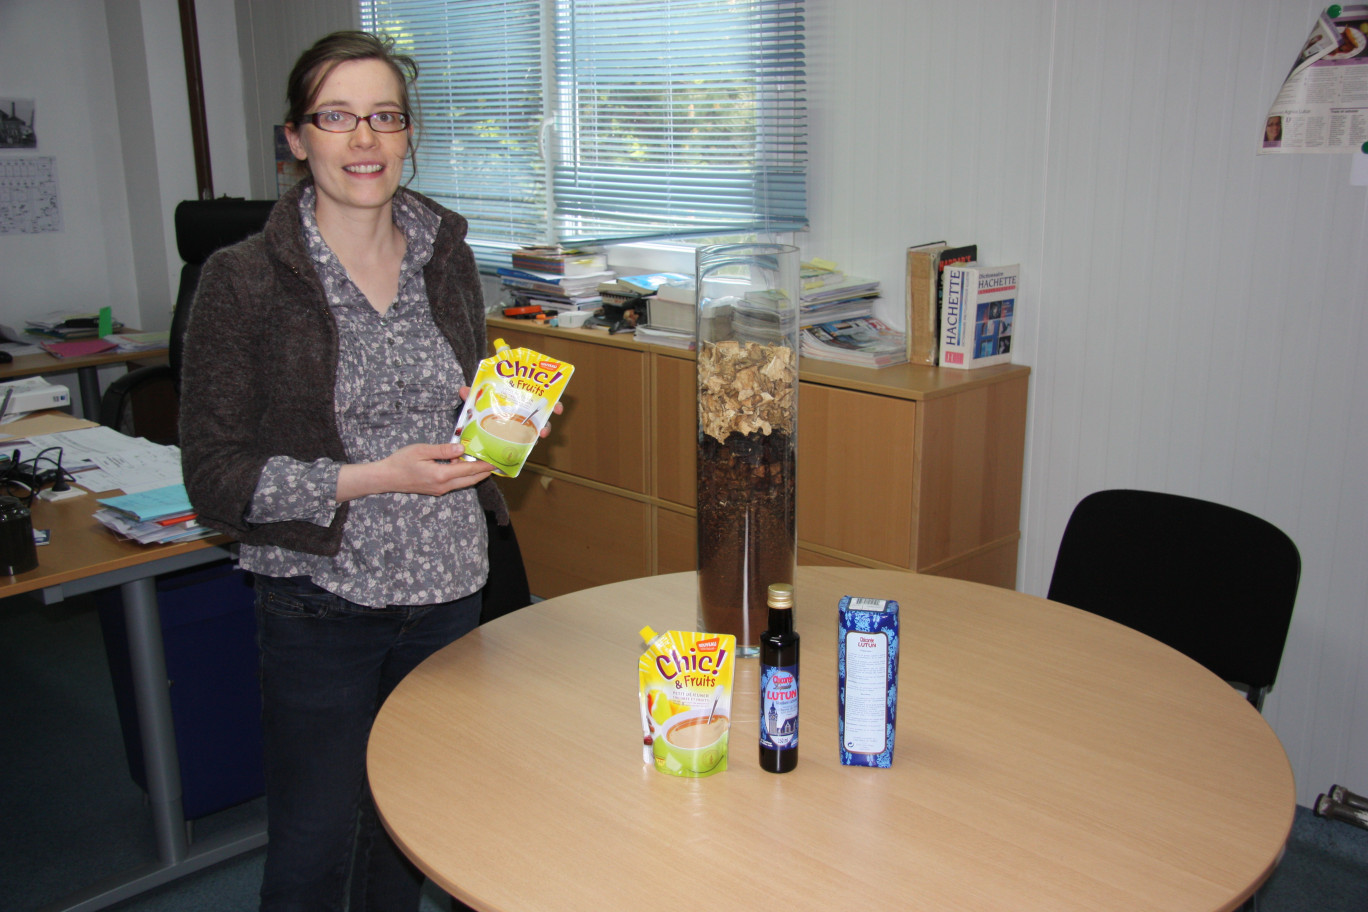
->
[759, 582, 799, 773]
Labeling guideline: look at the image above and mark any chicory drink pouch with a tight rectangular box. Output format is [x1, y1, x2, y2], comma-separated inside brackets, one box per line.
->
[638, 628, 736, 778]
[452, 338, 573, 478]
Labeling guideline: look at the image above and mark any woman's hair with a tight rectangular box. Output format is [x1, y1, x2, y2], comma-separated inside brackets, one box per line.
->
[284, 30, 420, 181]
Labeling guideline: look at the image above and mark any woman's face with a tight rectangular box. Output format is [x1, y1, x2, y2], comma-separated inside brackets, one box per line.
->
[285, 58, 410, 219]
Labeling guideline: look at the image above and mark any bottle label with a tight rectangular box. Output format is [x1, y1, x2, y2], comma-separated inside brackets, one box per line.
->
[760, 663, 799, 750]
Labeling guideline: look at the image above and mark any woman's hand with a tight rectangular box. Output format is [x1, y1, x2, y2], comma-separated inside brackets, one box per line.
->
[336, 442, 493, 503]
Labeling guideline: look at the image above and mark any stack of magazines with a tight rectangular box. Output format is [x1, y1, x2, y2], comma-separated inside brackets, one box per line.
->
[94, 483, 215, 544]
[800, 317, 907, 369]
[799, 275, 881, 325]
[634, 325, 695, 350]
[734, 289, 801, 344]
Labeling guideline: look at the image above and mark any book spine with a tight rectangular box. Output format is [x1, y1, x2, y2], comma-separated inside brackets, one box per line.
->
[906, 249, 942, 366]
[938, 265, 977, 369]
[934, 245, 978, 364]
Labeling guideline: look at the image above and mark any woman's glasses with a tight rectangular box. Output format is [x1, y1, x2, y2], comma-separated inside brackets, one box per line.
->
[304, 111, 410, 133]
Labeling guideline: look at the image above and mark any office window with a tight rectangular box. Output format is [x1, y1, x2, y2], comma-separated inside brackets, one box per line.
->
[358, 0, 807, 264]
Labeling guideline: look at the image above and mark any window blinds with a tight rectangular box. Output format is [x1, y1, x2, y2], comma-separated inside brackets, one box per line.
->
[359, 0, 806, 258]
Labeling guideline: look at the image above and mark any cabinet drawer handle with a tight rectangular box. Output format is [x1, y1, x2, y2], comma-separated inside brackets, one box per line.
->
[540, 474, 553, 491]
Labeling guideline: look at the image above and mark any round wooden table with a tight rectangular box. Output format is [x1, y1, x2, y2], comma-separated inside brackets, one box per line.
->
[368, 567, 1295, 912]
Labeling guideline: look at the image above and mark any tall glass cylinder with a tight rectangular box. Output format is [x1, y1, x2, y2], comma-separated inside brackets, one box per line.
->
[695, 243, 800, 657]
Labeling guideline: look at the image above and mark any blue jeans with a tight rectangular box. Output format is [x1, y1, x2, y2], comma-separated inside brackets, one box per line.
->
[254, 575, 480, 912]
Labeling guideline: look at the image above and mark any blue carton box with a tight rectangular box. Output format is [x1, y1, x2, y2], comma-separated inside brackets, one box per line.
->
[837, 595, 899, 766]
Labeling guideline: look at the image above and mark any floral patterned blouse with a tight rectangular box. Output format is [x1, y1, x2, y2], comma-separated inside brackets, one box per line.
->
[238, 186, 487, 607]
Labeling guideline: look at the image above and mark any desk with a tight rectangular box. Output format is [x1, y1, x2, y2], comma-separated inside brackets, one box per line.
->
[1, 345, 169, 421]
[0, 416, 263, 912]
[369, 567, 1295, 912]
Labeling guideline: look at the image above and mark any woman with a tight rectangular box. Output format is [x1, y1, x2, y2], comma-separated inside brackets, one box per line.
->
[180, 30, 526, 912]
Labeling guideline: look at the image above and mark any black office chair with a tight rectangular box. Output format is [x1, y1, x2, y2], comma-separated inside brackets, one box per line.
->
[1047, 489, 1300, 711]
[99, 198, 275, 442]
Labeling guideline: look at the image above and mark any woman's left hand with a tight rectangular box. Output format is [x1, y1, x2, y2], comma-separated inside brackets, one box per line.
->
[336, 442, 493, 502]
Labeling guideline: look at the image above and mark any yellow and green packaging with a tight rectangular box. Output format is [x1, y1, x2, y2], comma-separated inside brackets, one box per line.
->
[452, 338, 573, 477]
[638, 628, 736, 777]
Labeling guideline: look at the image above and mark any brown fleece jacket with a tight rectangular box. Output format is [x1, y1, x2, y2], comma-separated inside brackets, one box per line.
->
[178, 180, 507, 555]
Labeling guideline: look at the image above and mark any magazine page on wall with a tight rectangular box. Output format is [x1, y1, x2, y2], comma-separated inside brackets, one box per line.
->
[1261, 4, 1368, 154]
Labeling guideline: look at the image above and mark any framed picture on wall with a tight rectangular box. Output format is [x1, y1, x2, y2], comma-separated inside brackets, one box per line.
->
[0, 98, 37, 149]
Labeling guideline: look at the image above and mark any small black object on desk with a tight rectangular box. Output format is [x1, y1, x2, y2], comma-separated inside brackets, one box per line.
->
[0, 494, 38, 575]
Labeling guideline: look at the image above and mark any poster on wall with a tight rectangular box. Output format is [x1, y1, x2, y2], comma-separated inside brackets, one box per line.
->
[1261, 4, 1368, 153]
[0, 97, 36, 149]
[0, 156, 62, 235]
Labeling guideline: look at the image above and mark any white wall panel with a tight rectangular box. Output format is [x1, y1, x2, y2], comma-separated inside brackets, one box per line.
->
[233, 0, 357, 198]
[808, 0, 1368, 806]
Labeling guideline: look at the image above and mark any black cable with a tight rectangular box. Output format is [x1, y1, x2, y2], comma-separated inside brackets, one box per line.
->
[17, 447, 65, 491]
[49, 448, 70, 492]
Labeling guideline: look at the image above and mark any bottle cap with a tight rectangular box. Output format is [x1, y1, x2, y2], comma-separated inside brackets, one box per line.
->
[767, 583, 794, 608]
[1328, 5, 1342, 19]
[639, 626, 658, 644]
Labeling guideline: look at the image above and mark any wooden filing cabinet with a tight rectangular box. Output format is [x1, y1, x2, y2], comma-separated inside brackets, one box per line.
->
[489, 319, 1029, 599]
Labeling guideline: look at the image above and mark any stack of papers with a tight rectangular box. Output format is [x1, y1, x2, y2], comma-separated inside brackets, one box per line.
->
[634, 325, 695, 350]
[0, 420, 205, 545]
[3, 425, 184, 494]
[99, 483, 193, 521]
[95, 483, 211, 544]
[104, 331, 169, 352]
[24, 311, 125, 341]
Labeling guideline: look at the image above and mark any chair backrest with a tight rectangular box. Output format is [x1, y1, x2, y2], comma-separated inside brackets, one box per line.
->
[169, 198, 276, 388]
[1047, 489, 1301, 709]
[98, 199, 274, 443]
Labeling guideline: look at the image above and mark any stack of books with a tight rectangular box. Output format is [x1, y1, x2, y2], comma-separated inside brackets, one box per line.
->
[904, 242, 976, 365]
[597, 273, 690, 308]
[800, 317, 907, 369]
[497, 265, 612, 313]
[510, 246, 608, 277]
[643, 277, 696, 333]
[94, 483, 214, 544]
